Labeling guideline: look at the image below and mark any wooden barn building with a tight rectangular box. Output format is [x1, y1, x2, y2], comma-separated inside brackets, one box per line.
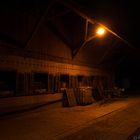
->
[0, 1, 140, 139]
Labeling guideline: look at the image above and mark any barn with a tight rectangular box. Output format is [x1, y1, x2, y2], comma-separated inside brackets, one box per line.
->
[0, 0, 140, 139]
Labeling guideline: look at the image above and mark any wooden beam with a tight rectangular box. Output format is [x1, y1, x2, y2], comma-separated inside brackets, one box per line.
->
[47, 21, 73, 49]
[84, 19, 88, 41]
[72, 41, 86, 59]
[59, 0, 136, 51]
[24, 0, 57, 48]
[58, 0, 95, 24]
[72, 34, 97, 59]
[72, 19, 88, 59]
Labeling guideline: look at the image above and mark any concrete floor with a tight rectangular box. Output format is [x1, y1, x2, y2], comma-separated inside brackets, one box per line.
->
[0, 96, 140, 140]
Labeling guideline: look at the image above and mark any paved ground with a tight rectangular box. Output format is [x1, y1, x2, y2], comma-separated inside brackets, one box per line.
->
[0, 96, 140, 140]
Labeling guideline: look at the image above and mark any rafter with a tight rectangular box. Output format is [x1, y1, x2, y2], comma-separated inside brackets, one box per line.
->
[84, 19, 88, 41]
[58, 0, 95, 24]
[47, 21, 74, 49]
[72, 18, 97, 59]
[24, 0, 57, 48]
[59, 0, 136, 51]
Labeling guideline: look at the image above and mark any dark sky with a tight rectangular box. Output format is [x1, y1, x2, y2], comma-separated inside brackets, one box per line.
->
[0, 0, 139, 49]
[73, 0, 140, 48]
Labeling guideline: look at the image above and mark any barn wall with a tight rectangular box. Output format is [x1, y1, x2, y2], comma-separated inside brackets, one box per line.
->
[0, 24, 114, 104]
[26, 25, 103, 66]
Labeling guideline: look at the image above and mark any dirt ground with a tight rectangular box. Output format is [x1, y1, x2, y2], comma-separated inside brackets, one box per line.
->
[0, 96, 140, 140]
[60, 100, 140, 140]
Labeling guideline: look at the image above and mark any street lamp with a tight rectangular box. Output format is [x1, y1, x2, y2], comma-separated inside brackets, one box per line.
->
[96, 27, 106, 36]
[86, 26, 106, 42]
[72, 26, 106, 58]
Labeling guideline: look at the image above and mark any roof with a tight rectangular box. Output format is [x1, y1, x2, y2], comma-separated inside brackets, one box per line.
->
[0, 0, 139, 67]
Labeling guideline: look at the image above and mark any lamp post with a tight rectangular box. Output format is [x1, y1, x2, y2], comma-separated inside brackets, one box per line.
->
[72, 26, 106, 59]
[96, 27, 105, 36]
[87, 27, 106, 42]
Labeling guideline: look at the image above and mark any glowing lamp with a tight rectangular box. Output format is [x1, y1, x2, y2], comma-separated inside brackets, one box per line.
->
[96, 27, 105, 36]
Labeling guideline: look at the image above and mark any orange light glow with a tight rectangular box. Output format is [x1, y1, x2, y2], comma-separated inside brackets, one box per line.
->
[96, 27, 105, 36]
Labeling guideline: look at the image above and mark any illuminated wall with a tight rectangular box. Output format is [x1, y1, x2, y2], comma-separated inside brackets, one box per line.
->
[0, 22, 113, 98]
[0, 54, 107, 76]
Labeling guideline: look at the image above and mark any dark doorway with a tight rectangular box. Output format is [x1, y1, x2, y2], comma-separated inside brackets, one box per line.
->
[0, 70, 16, 97]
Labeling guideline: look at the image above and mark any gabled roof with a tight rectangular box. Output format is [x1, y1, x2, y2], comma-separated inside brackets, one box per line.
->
[0, 0, 139, 67]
